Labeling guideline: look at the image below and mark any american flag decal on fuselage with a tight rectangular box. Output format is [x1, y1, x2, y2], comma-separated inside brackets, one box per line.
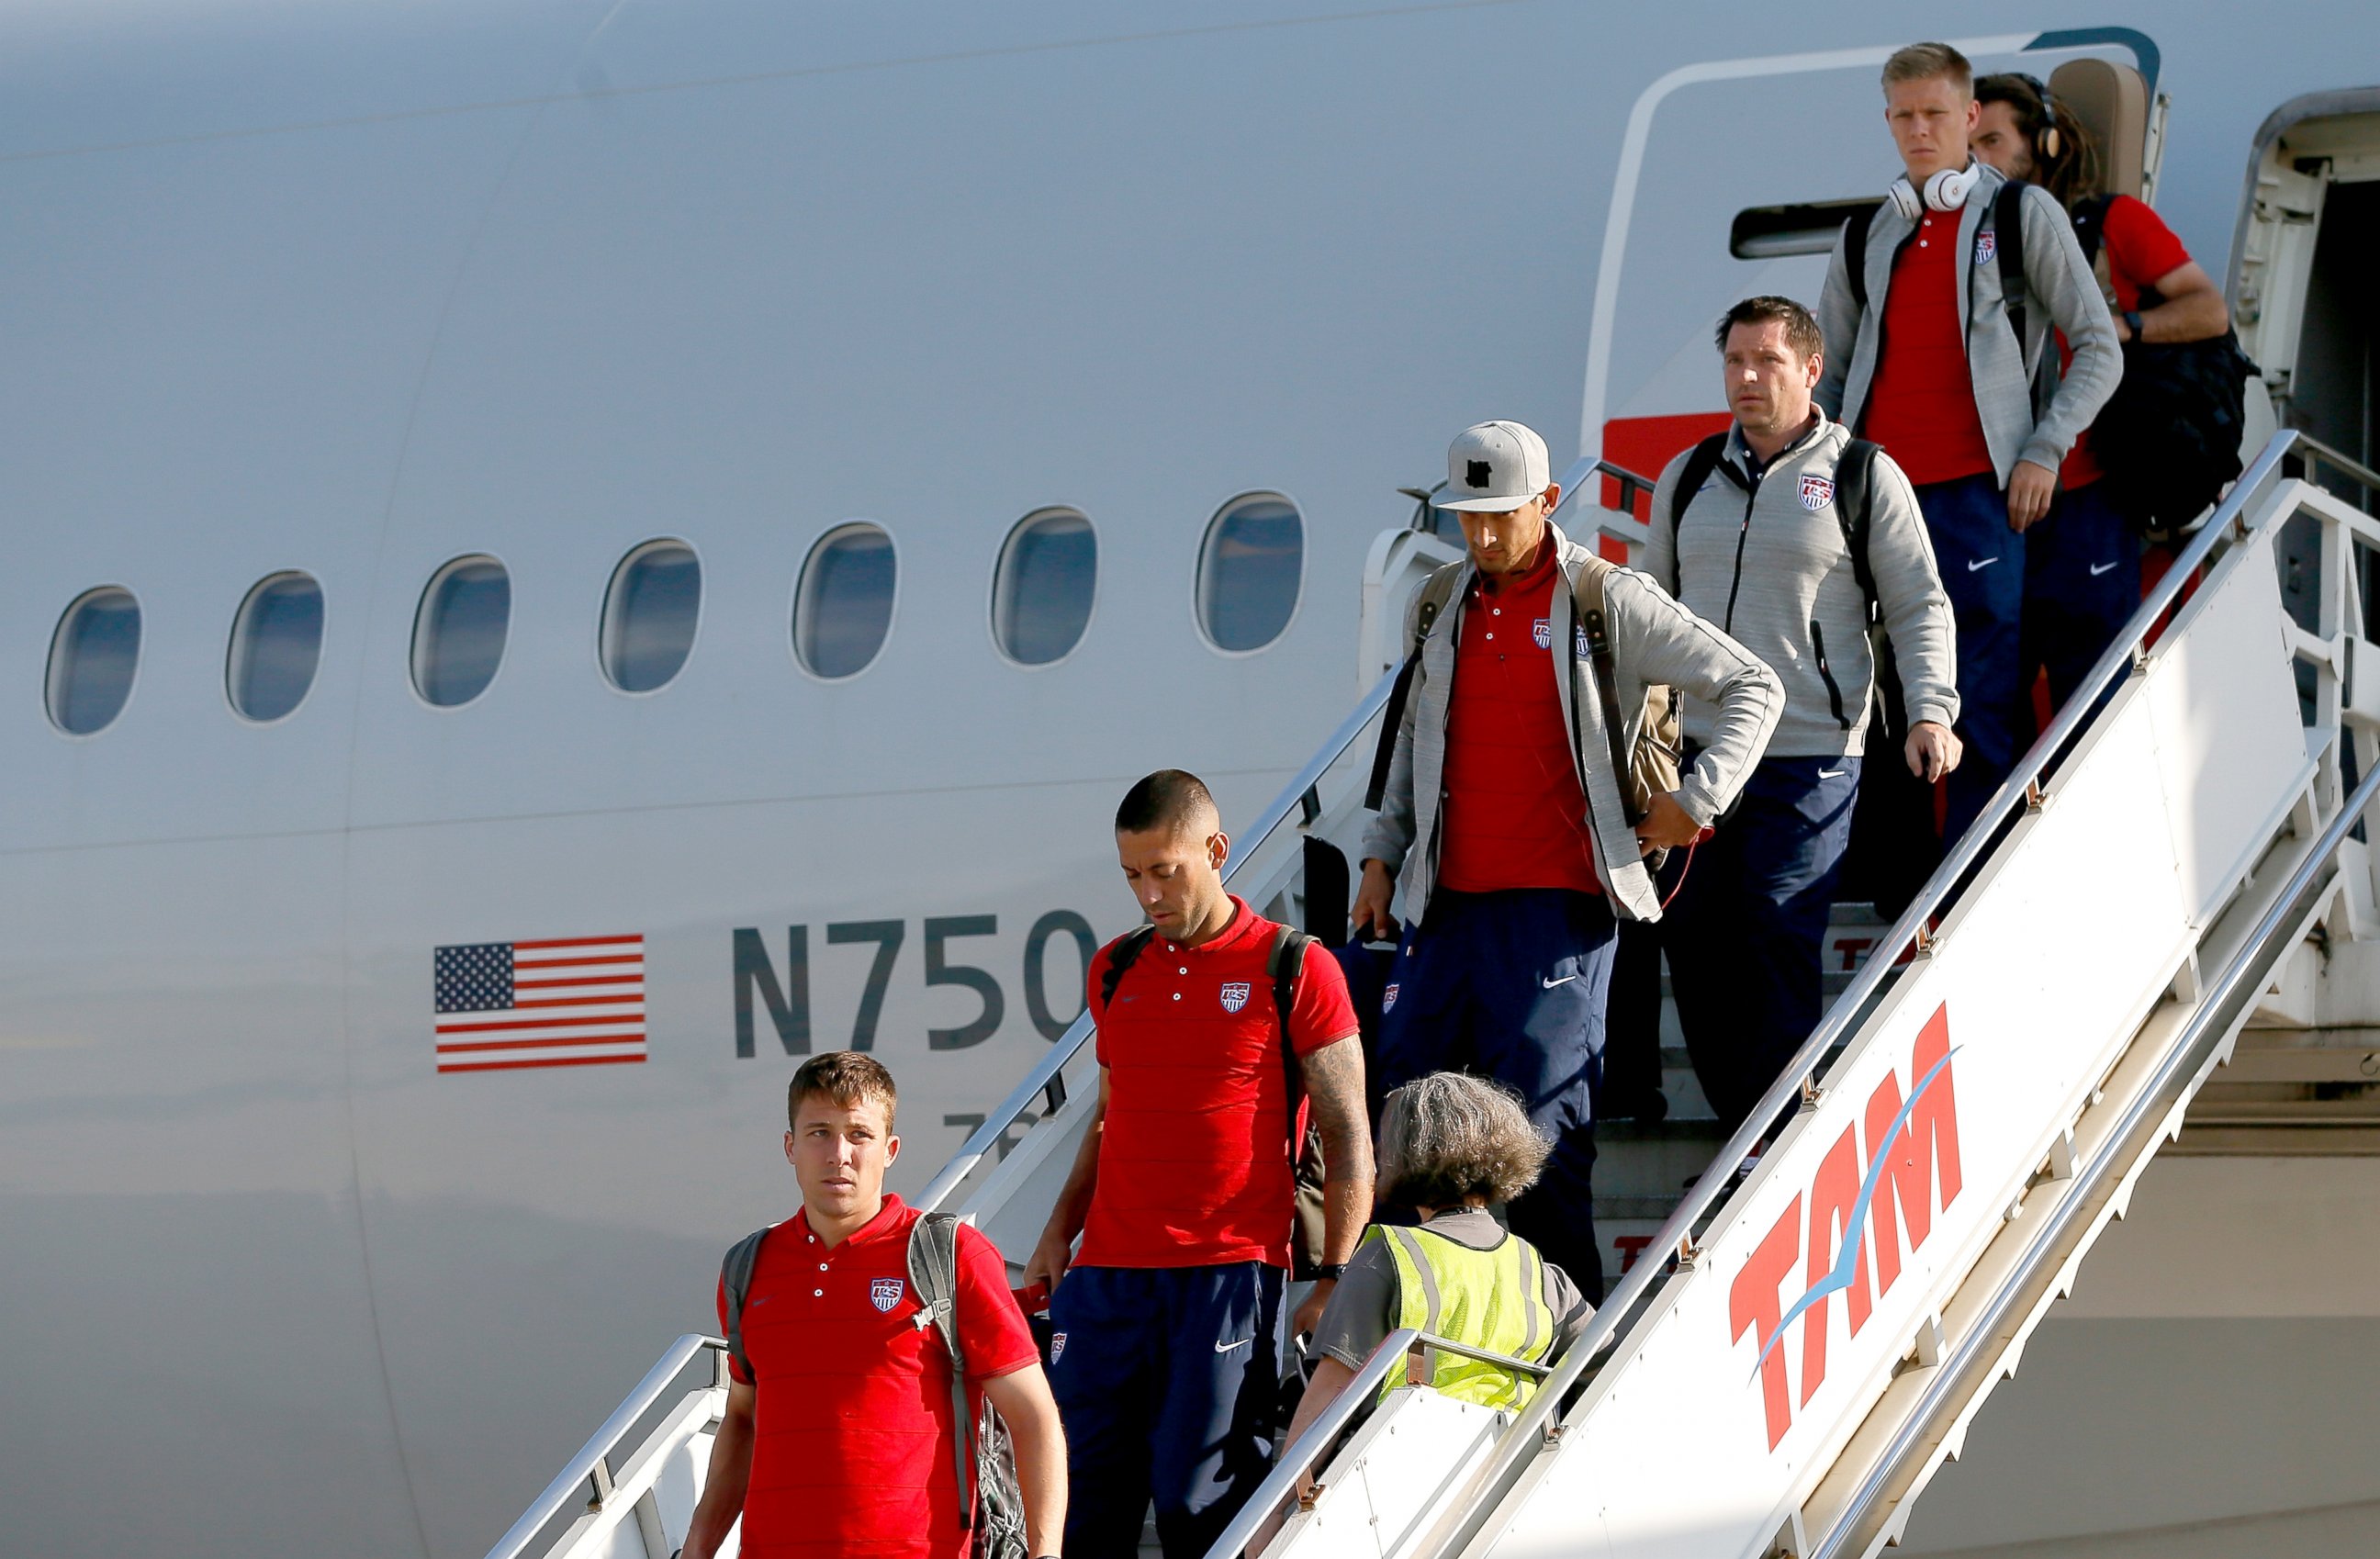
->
[433, 936, 646, 1073]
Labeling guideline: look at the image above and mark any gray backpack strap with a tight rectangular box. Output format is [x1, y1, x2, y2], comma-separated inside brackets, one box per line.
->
[906, 1212, 974, 1531]
[1365, 562, 1465, 811]
[719, 1228, 771, 1383]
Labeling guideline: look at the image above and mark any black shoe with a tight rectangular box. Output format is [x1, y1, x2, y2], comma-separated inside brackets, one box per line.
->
[1600, 1088, 1668, 1124]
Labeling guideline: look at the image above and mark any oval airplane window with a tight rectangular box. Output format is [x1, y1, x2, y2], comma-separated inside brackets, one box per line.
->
[46, 586, 141, 735]
[226, 571, 325, 723]
[412, 555, 511, 708]
[794, 522, 897, 680]
[1196, 492, 1304, 653]
[601, 539, 702, 693]
[993, 508, 1097, 666]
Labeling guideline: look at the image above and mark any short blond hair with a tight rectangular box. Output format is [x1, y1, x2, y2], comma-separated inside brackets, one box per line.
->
[1376, 1072, 1550, 1210]
[1881, 41, 1971, 98]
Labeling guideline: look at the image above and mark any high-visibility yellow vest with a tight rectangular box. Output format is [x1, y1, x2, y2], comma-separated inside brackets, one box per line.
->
[1370, 1219, 1558, 1411]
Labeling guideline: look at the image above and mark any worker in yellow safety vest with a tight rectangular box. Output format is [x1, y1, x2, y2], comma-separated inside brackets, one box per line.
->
[1248, 1072, 1595, 1552]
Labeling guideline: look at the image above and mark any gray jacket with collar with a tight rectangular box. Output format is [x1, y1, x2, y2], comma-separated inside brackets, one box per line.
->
[1644, 414, 1958, 758]
[1815, 163, 2119, 484]
[1358, 522, 1783, 925]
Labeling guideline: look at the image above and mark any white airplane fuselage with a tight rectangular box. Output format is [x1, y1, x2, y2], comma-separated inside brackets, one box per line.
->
[5, 6, 2378, 1556]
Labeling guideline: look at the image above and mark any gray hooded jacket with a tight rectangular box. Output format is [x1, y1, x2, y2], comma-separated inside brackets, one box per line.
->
[1815, 163, 2118, 483]
[1359, 522, 1782, 924]
[1644, 413, 1958, 758]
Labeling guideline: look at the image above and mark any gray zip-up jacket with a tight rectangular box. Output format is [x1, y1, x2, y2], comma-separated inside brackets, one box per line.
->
[1816, 163, 2118, 484]
[1645, 414, 1958, 758]
[1359, 522, 1783, 924]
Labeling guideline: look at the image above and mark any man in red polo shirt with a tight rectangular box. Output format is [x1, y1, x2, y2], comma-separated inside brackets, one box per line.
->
[1023, 769, 1370, 1559]
[1355, 420, 1782, 1295]
[681, 1052, 1065, 1559]
[1817, 42, 2116, 863]
[1970, 71, 2234, 714]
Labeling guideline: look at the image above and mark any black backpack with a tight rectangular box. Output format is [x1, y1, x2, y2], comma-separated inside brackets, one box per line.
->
[1665, 432, 1902, 737]
[721, 1215, 1028, 1559]
[2068, 194, 2259, 532]
[1098, 922, 1333, 1278]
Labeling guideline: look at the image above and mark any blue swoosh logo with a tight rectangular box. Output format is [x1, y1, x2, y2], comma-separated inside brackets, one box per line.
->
[1753, 1046, 1960, 1374]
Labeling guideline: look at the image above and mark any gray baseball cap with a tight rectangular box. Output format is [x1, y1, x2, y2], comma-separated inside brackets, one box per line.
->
[1438, 420, 1555, 512]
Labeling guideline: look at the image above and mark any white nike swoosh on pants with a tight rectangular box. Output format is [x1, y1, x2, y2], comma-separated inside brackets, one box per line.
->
[2090, 560, 2120, 577]
[1967, 556, 2000, 572]
[1818, 768, 1847, 779]
[1215, 1337, 1250, 1352]
[1542, 972, 1577, 989]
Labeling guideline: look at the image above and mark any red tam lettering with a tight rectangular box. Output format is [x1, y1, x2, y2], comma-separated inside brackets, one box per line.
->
[1863, 1004, 1964, 1299]
[1728, 1194, 1803, 1449]
[1799, 1124, 1872, 1407]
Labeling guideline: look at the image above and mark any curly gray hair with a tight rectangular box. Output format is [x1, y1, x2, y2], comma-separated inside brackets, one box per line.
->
[1376, 1071, 1551, 1212]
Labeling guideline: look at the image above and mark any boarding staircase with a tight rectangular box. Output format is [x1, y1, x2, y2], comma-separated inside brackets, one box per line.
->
[485, 430, 2380, 1559]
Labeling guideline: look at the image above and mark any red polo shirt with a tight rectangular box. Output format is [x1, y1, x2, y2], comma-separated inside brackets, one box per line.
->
[2061, 195, 2195, 488]
[1080, 897, 1359, 1270]
[1436, 541, 1602, 896]
[716, 1195, 1038, 1558]
[1861, 209, 1996, 487]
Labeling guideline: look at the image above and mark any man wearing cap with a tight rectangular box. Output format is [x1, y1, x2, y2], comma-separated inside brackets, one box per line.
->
[1353, 419, 1782, 1296]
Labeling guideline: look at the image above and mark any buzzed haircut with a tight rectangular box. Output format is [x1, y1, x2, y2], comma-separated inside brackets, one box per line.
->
[1115, 768, 1218, 836]
[789, 1050, 898, 1130]
[1881, 41, 1971, 97]
[1716, 296, 1824, 359]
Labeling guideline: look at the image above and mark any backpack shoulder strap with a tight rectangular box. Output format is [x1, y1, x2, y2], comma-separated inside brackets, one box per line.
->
[1569, 556, 1645, 826]
[1265, 925, 1316, 1062]
[1095, 925, 1157, 1012]
[1844, 202, 1879, 312]
[2069, 192, 2114, 269]
[1365, 562, 1465, 810]
[720, 1227, 772, 1384]
[1666, 434, 1732, 588]
[1834, 439, 1882, 624]
[1995, 180, 2031, 346]
[906, 1212, 977, 1530]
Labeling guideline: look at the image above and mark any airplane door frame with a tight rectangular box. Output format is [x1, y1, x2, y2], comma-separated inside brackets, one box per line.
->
[1577, 28, 2161, 459]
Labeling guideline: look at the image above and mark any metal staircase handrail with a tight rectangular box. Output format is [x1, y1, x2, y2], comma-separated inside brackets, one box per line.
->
[915, 665, 1405, 1214]
[1206, 1326, 1566, 1559]
[483, 1332, 729, 1559]
[1389, 427, 2312, 1559]
[1810, 759, 2380, 1557]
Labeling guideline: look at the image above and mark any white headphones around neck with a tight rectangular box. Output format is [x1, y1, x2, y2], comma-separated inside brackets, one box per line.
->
[1886, 161, 1981, 220]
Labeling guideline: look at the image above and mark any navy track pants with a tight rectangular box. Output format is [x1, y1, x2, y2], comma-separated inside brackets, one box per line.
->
[1047, 1262, 1284, 1559]
[1660, 757, 1862, 1133]
[1375, 888, 1613, 1300]
[1917, 471, 2027, 846]
[2023, 477, 2141, 713]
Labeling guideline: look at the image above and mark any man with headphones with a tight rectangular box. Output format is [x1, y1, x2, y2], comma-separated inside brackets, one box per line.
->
[1971, 71, 2234, 719]
[1816, 41, 2117, 869]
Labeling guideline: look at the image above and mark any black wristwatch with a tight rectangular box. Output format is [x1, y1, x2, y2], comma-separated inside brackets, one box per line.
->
[1310, 1264, 1348, 1282]
[2123, 309, 2144, 342]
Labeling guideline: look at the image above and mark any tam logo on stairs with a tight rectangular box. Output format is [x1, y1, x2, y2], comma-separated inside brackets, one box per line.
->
[1727, 1004, 1963, 1449]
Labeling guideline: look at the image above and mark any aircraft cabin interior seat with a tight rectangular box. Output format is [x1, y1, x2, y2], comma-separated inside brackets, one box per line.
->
[2049, 57, 2151, 200]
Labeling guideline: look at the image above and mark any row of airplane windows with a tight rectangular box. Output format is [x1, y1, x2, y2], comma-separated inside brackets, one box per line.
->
[39, 496, 1308, 736]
